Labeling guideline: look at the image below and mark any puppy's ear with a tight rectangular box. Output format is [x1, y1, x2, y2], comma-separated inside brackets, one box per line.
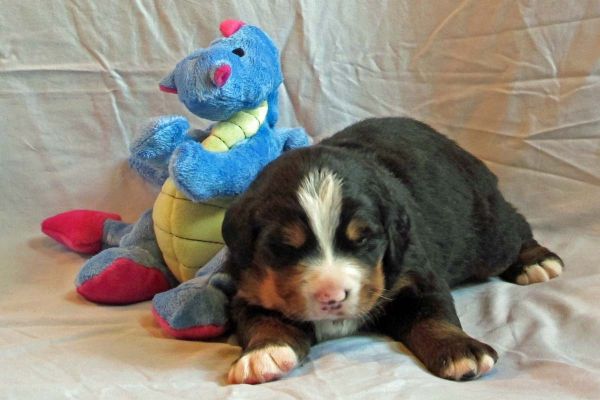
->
[222, 196, 259, 269]
[381, 200, 410, 286]
[384, 209, 410, 261]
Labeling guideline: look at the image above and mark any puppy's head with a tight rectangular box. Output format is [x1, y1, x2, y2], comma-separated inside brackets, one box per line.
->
[223, 151, 409, 322]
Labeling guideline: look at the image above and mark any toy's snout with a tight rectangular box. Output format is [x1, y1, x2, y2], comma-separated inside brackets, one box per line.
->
[212, 64, 232, 87]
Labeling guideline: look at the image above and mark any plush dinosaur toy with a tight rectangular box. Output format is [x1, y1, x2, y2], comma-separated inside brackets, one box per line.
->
[41, 20, 311, 339]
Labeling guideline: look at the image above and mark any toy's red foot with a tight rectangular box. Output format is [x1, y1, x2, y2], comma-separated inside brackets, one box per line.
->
[77, 257, 172, 305]
[152, 308, 227, 340]
[41, 210, 121, 254]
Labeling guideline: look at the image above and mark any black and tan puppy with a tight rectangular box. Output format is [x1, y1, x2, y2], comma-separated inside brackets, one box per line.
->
[222, 118, 563, 384]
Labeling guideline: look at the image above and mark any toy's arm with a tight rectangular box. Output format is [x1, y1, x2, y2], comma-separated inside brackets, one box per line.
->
[169, 126, 312, 201]
[129, 115, 194, 186]
[275, 127, 313, 151]
[169, 127, 281, 201]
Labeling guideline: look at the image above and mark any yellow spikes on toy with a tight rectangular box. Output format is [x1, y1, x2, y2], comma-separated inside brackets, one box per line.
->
[201, 101, 268, 152]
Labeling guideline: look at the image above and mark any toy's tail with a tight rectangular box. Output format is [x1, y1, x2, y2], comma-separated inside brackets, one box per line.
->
[41, 210, 122, 254]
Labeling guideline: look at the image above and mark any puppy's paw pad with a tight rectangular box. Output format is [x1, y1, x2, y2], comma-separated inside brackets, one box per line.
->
[441, 354, 495, 381]
[516, 257, 563, 285]
[437, 339, 497, 381]
[228, 345, 298, 385]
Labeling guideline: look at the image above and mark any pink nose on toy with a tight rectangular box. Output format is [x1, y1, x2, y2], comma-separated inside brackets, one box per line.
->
[212, 64, 232, 87]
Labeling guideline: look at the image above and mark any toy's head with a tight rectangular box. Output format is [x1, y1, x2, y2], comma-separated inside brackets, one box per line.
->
[159, 20, 283, 122]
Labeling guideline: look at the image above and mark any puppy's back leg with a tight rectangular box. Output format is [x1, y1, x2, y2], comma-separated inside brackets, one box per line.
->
[486, 198, 563, 285]
[500, 239, 564, 285]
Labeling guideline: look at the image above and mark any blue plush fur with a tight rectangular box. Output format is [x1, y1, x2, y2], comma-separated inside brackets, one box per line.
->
[171, 125, 310, 200]
[160, 25, 282, 123]
[129, 23, 309, 201]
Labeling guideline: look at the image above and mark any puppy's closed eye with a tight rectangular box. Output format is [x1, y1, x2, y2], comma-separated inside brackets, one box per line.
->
[346, 218, 374, 246]
[254, 222, 309, 268]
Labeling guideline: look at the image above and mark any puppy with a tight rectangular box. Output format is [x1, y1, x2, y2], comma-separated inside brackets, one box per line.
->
[222, 117, 563, 384]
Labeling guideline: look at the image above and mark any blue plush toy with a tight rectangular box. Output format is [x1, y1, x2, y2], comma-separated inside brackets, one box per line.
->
[42, 20, 311, 339]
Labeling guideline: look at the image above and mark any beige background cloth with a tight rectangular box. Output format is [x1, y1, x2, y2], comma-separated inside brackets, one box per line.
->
[1, 1, 599, 398]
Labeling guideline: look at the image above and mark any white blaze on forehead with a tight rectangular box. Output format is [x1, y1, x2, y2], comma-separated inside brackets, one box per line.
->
[297, 168, 343, 260]
[297, 168, 364, 319]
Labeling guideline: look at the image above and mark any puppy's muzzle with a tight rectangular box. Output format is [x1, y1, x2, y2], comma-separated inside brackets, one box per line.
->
[313, 281, 350, 312]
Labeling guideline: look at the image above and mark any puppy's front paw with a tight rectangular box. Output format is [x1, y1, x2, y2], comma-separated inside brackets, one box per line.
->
[228, 345, 298, 384]
[432, 337, 497, 381]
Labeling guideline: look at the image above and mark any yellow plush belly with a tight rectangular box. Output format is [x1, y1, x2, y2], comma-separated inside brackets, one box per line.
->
[153, 178, 231, 282]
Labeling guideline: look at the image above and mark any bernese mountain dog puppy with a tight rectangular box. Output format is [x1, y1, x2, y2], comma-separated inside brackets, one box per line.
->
[222, 117, 563, 384]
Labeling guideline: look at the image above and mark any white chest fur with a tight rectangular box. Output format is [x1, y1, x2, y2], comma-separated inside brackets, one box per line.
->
[313, 319, 361, 342]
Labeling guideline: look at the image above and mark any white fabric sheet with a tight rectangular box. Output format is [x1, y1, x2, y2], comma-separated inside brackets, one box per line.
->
[1, 1, 600, 398]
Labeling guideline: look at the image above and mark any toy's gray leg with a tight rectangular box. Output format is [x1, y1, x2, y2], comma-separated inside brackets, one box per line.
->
[102, 219, 134, 248]
[194, 247, 228, 282]
[152, 247, 235, 339]
[76, 209, 178, 304]
[119, 210, 167, 262]
[102, 210, 169, 266]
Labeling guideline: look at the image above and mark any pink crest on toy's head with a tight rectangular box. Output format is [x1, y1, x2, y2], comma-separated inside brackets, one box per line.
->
[220, 19, 245, 37]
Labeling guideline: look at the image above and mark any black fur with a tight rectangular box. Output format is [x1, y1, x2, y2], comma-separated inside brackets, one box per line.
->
[319, 117, 534, 286]
[225, 117, 532, 286]
[223, 117, 561, 382]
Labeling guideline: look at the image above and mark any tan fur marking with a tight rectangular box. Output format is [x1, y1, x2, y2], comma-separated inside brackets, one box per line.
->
[386, 274, 416, 297]
[282, 223, 307, 248]
[239, 257, 388, 322]
[405, 319, 468, 375]
[345, 218, 369, 242]
[413, 319, 465, 340]
[238, 265, 308, 319]
[405, 319, 497, 380]
[258, 269, 288, 310]
[236, 269, 265, 306]
[246, 317, 303, 350]
[357, 261, 386, 315]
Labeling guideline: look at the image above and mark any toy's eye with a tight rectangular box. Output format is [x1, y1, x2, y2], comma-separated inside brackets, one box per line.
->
[232, 48, 245, 57]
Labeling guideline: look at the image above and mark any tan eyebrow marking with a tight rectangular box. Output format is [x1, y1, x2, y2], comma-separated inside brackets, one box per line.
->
[346, 218, 370, 242]
[282, 222, 307, 248]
